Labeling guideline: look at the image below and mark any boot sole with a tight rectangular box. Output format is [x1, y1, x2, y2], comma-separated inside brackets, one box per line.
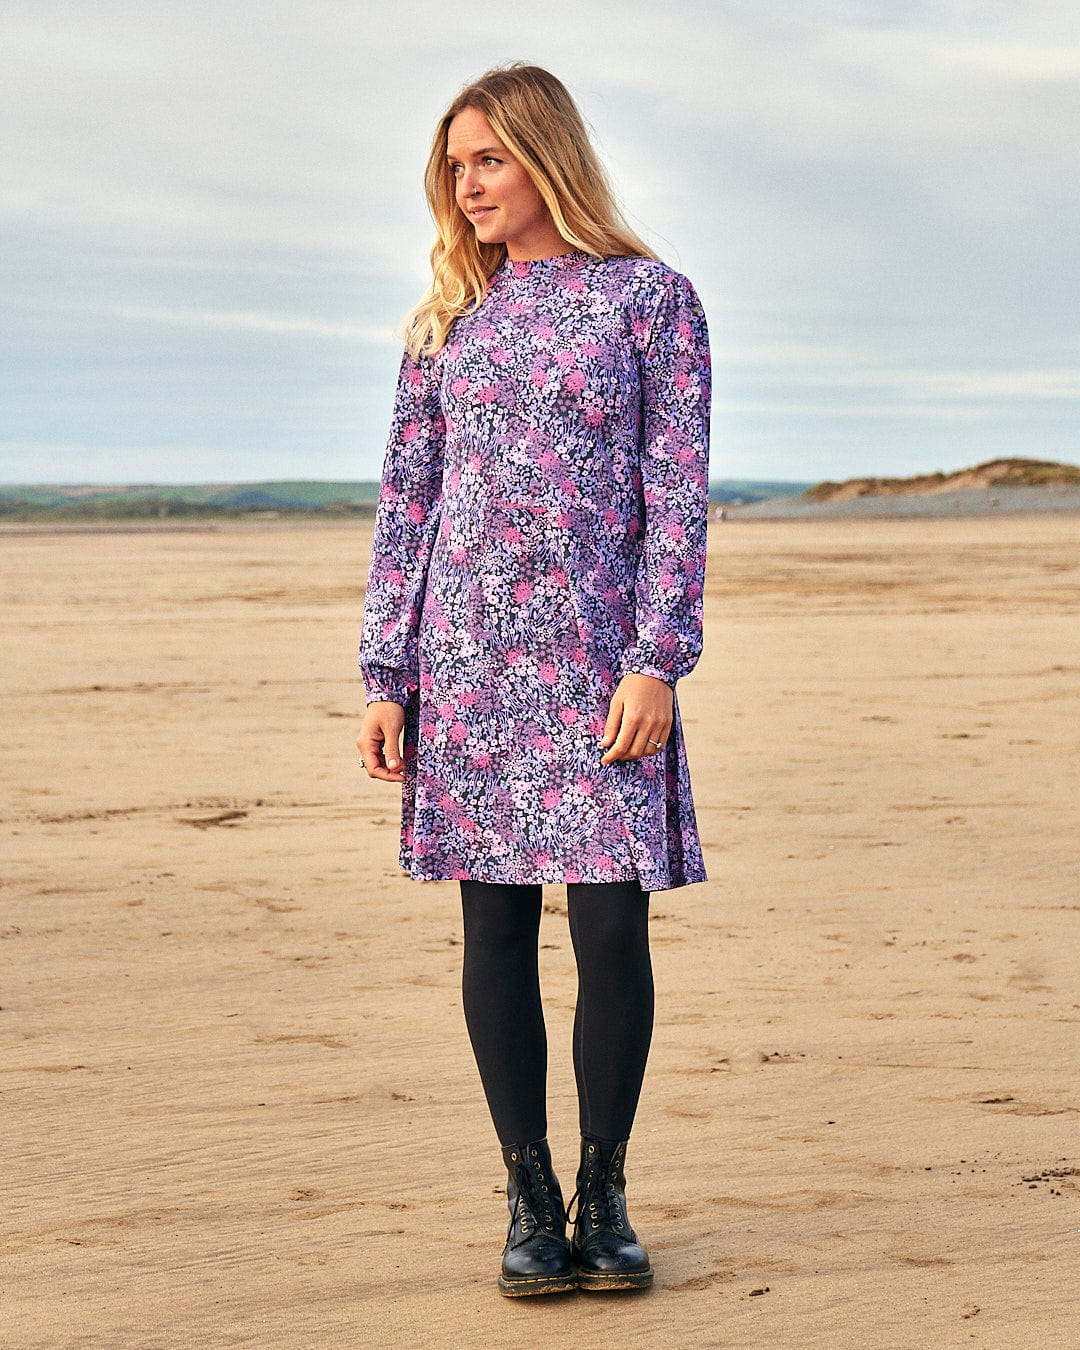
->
[576, 1266, 654, 1292]
[498, 1272, 578, 1297]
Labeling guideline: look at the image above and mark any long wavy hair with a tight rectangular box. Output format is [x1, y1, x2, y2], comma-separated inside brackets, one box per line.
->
[402, 64, 658, 358]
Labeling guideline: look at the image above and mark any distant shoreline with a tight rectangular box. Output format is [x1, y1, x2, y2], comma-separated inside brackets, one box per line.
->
[4, 484, 1080, 538]
[725, 483, 1080, 522]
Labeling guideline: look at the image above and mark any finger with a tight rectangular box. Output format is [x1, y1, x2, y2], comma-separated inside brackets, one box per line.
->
[605, 720, 671, 763]
[601, 714, 647, 764]
[599, 691, 623, 749]
[358, 726, 404, 780]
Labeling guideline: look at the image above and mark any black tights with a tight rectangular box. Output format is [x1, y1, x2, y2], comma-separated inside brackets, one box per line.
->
[459, 878, 654, 1147]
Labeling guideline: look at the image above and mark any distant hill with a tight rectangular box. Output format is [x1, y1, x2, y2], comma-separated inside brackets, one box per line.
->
[805, 458, 1080, 503]
[0, 478, 812, 521]
[0, 481, 383, 521]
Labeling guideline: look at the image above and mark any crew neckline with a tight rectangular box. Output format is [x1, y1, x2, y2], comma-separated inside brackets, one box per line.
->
[500, 247, 592, 276]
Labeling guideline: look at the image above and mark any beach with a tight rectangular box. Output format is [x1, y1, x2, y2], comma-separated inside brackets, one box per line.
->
[3, 511, 1079, 1348]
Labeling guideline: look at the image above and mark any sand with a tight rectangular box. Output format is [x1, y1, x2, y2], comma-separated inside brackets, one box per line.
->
[3, 513, 1079, 1349]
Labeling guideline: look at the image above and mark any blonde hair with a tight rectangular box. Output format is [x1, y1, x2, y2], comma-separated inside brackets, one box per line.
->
[402, 63, 658, 358]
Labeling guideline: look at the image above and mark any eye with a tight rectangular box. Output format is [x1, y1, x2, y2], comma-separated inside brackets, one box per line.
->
[482, 156, 501, 167]
[449, 162, 463, 176]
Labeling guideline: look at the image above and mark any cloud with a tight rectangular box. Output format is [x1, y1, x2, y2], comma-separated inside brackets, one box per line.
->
[1, 0, 1077, 481]
[107, 305, 399, 343]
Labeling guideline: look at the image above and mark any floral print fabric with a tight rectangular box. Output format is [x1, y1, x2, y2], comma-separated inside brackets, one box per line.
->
[359, 249, 711, 890]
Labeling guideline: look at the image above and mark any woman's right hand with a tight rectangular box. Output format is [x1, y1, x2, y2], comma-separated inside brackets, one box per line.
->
[357, 701, 406, 783]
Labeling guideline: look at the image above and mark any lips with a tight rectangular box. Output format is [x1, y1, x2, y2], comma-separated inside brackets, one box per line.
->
[469, 206, 497, 221]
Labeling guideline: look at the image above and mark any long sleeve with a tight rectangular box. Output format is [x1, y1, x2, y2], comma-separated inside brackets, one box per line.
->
[359, 347, 446, 705]
[619, 269, 712, 687]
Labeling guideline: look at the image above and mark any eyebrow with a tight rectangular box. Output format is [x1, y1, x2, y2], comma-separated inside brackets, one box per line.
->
[446, 146, 504, 162]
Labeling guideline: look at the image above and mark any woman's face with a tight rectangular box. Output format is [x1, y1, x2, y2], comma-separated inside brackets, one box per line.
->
[446, 107, 566, 261]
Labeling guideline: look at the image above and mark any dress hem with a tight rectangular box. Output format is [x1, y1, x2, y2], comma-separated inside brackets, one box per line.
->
[396, 861, 708, 892]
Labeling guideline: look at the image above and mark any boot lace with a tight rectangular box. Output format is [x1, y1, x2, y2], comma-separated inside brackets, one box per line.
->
[566, 1146, 628, 1238]
[507, 1151, 562, 1247]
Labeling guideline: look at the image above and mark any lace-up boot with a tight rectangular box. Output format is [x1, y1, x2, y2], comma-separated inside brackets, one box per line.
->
[569, 1135, 654, 1290]
[497, 1139, 576, 1297]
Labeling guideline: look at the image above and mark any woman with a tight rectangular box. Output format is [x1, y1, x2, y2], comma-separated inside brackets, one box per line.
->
[357, 63, 711, 1296]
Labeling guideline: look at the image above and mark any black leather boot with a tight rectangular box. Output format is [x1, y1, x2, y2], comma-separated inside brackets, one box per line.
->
[497, 1139, 576, 1297]
[569, 1135, 653, 1291]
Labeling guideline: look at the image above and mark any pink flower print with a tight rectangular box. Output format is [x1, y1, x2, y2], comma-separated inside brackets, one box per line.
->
[534, 735, 554, 753]
[541, 788, 562, 809]
[438, 702, 454, 719]
[501, 526, 522, 544]
[537, 325, 556, 340]
[558, 707, 579, 726]
[538, 451, 560, 471]
[675, 371, 691, 391]
[548, 567, 567, 587]
[530, 366, 548, 389]
[406, 366, 424, 387]
[491, 348, 510, 364]
[580, 340, 601, 356]
[450, 546, 468, 565]
[505, 647, 524, 666]
[476, 385, 497, 403]
[602, 509, 620, 528]
[513, 261, 531, 277]
[575, 776, 596, 796]
[470, 750, 492, 769]
[587, 714, 607, 737]
[512, 580, 533, 603]
[563, 369, 586, 393]
[477, 325, 498, 340]
[555, 511, 574, 528]
[406, 500, 427, 525]
[451, 376, 469, 397]
[445, 341, 461, 360]
[533, 851, 553, 869]
[565, 276, 585, 293]
[449, 721, 469, 743]
[401, 421, 421, 443]
[585, 406, 605, 426]
[539, 661, 559, 685]
[459, 689, 477, 706]
[677, 320, 693, 340]
[565, 867, 582, 884]
[554, 350, 576, 367]
[666, 521, 686, 541]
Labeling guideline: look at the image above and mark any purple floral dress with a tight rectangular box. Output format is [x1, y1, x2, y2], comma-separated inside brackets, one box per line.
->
[359, 248, 711, 891]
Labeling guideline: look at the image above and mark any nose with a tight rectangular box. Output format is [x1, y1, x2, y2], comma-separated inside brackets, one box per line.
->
[458, 165, 482, 198]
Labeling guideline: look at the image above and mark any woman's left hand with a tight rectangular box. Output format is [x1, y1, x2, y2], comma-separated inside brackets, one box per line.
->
[599, 672, 673, 764]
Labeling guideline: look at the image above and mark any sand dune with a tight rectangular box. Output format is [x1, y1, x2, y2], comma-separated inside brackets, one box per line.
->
[3, 514, 1079, 1348]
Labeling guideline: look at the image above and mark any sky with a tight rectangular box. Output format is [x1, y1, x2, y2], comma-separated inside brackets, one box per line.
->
[2, 0, 1078, 484]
